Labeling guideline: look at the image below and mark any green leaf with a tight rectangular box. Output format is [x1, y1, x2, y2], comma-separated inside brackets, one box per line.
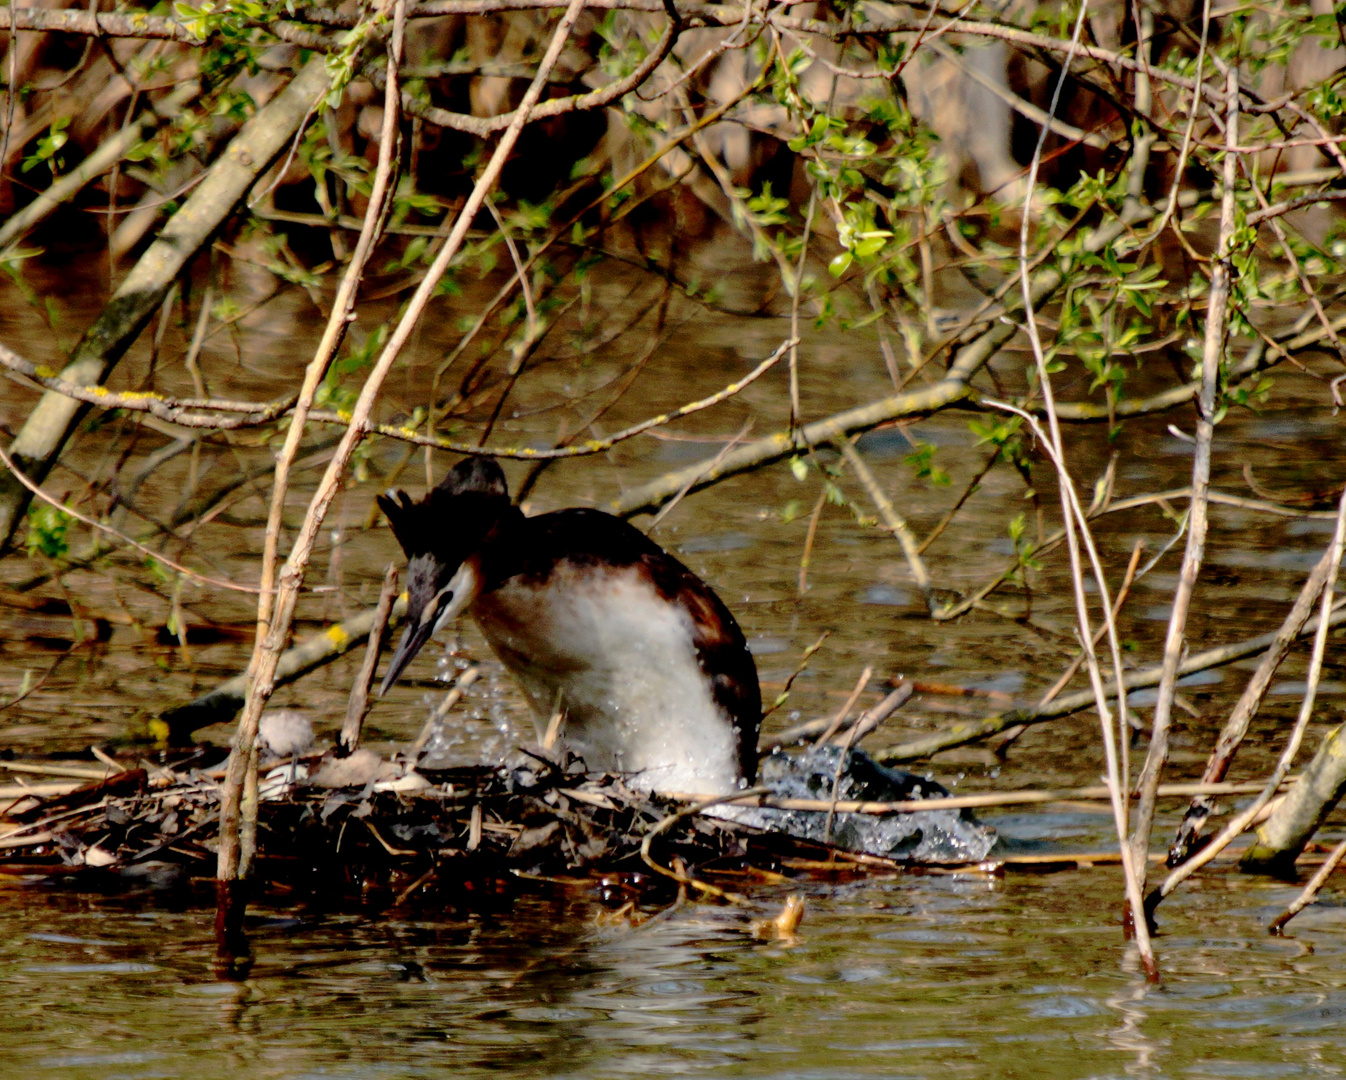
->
[828, 252, 853, 277]
[25, 502, 70, 560]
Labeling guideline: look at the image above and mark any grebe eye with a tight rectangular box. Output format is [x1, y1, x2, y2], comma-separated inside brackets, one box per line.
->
[419, 585, 455, 626]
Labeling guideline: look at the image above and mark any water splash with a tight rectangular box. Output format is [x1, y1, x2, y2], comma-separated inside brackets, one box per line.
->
[723, 746, 998, 863]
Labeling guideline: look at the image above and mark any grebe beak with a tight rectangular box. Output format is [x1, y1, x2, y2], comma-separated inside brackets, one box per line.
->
[378, 558, 480, 696]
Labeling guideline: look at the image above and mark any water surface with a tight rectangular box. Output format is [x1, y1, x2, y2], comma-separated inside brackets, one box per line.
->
[1, 249, 1345, 1076]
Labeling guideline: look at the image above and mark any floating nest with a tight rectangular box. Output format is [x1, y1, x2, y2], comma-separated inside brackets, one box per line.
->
[0, 736, 1002, 912]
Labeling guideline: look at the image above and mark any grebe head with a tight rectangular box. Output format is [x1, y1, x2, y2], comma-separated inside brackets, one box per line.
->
[376, 456, 513, 695]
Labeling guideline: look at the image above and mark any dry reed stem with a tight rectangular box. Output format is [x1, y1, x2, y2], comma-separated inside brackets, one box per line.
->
[938, 481, 1335, 631]
[1006, 0, 1155, 978]
[219, 0, 588, 882]
[1151, 484, 1346, 910]
[991, 402, 1153, 966]
[0, 761, 114, 780]
[162, 593, 408, 737]
[824, 685, 911, 843]
[409, 666, 480, 760]
[1131, 68, 1240, 890]
[835, 682, 914, 748]
[218, 2, 409, 881]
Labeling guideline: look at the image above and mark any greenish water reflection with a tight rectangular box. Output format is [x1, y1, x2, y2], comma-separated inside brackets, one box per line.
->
[3, 867, 1345, 1079]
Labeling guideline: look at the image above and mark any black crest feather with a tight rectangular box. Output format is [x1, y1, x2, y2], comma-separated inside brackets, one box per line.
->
[377, 456, 509, 557]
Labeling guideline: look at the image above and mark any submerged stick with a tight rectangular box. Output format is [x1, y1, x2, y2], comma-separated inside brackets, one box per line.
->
[1150, 484, 1346, 912]
[1267, 837, 1346, 935]
[837, 440, 934, 612]
[1169, 544, 1336, 865]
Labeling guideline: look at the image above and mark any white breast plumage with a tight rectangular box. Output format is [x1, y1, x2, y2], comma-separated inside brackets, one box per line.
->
[471, 564, 744, 795]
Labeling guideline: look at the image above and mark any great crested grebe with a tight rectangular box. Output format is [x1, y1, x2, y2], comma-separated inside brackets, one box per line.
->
[376, 456, 761, 795]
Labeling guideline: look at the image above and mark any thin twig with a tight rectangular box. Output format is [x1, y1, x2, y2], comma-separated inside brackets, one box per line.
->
[813, 666, 872, 747]
[836, 439, 934, 613]
[0, 444, 262, 594]
[759, 630, 829, 723]
[796, 486, 827, 596]
[646, 417, 754, 533]
[339, 563, 399, 754]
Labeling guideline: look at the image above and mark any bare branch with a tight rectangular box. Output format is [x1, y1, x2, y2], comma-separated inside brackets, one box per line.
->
[373, 6, 678, 136]
[0, 7, 204, 42]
